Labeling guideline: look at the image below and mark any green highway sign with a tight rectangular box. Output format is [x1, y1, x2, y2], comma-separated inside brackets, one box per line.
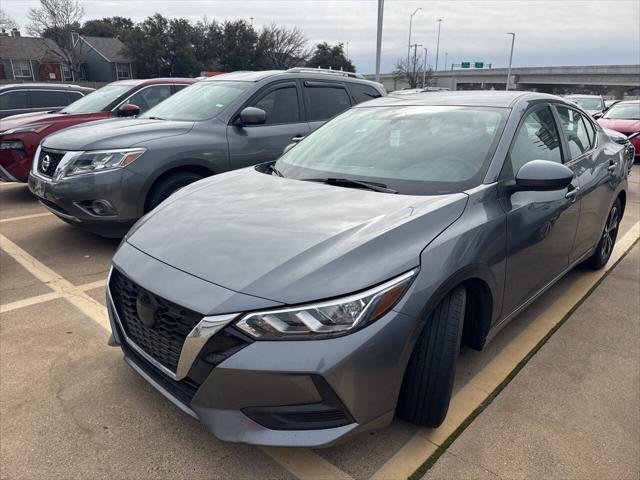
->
[475, 62, 484, 68]
[461, 62, 470, 68]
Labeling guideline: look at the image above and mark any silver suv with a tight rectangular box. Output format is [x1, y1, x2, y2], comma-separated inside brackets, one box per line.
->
[28, 69, 385, 236]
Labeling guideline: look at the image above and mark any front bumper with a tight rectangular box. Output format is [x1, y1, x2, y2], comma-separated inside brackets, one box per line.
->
[107, 242, 421, 447]
[0, 148, 30, 181]
[28, 167, 146, 237]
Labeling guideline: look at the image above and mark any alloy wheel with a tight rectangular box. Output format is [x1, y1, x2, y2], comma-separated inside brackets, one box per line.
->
[601, 206, 618, 259]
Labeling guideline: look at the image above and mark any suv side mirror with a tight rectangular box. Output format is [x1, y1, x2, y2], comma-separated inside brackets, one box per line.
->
[512, 160, 574, 191]
[118, 103, 141, 117]
[592, 111, 603, 119]
[237, 107, 266, 126]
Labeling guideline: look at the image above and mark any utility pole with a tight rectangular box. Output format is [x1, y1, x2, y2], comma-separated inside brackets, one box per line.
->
[411, 43, 422, 87]
[375, 0, 384, 82]
[444, 52, 448, 71]
[435, 18, 443, 71]
[422, 47, 428, 87]
[346, 41, 350, 61]
[407, 8, 422, 68]
[506, 32, 516, 90]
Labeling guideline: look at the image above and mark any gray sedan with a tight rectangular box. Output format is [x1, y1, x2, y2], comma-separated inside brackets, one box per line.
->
[106, 91, 628, 447]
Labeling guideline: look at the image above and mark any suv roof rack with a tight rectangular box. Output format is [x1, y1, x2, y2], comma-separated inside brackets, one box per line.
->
[285, 67, 365, 80]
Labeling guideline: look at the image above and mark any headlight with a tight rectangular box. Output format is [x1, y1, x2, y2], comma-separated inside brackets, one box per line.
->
[2, 124, 52, 135]
[235, 269, 417, 340]
[60, 148, 146, 177]
[0, 141, 23, 150]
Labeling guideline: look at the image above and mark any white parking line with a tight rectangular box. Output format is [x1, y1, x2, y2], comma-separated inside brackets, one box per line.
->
[0, 233, 110, 331]
[0, 212, 51, 223]
[0, 279, 107, 314]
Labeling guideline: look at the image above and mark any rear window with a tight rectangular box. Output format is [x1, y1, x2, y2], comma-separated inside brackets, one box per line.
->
[349, 83, 383, 104]
[0, 91, 29, 110]
[31, 90, 70, 108]
[303, 83, 352, 121]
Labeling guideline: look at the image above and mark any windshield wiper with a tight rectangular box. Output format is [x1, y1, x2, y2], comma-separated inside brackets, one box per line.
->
[302, 177, 398, 194]
[267, 163, 284, 177]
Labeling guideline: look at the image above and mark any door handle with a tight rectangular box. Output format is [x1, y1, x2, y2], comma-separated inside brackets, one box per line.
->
[607, 161, 617, 173]
[565, 185, 580, 201]
[291, 135, 305, 142]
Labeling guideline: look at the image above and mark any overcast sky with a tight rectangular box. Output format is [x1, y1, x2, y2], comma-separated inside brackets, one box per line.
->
[3, 0, 640, 73]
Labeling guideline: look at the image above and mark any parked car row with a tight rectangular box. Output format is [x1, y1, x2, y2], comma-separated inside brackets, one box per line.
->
[0, 74, 634, 448]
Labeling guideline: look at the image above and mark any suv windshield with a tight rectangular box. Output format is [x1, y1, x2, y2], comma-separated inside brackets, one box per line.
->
[61, 84, 132, 114]
[276, 105, 507, 195]
[140, 81, 251, 121]
[603, 103, 640, 120]
[569, 97, 603, 111]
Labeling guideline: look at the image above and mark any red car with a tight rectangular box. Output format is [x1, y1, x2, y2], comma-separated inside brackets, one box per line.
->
[597, 100, 640, 160]
[0, 78, 196, 181]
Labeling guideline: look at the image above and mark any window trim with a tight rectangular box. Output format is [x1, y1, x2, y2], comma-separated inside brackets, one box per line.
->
[11, 60, 34, 80]
[0, 89, 86, 112]
[552, 104, 598, 164]
[116, 62, 133, 81]
[501, 103, 566, 181]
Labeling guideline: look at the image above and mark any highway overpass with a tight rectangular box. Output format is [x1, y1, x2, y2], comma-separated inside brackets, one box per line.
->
[367, 64, 640, 97]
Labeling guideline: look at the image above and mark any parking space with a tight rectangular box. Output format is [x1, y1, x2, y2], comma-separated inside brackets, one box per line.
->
[1, 170, 638, 480]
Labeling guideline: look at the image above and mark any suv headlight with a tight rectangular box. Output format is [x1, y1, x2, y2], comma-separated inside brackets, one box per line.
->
[2, 123, 52, 135]
[235, 269, 417, 340]
[60, 148, 146, 177]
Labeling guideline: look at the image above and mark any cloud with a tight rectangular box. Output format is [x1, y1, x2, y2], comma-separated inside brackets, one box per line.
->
[3, 0, 639, 73]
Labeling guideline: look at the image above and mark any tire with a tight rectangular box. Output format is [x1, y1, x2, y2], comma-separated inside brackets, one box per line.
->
[585, 198, 621, 270]
[145, 172, 204, 212]
[396, 286, 466, 427]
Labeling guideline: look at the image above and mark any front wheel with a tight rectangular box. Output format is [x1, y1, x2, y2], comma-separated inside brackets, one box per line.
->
[396, 286, 466, 427]
[145, 172, 204, 212]
[585, 198, 621, 270]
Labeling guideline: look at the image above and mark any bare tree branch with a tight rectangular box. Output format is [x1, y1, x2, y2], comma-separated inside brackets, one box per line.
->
[0, 9, 18, 31]
[26, 0, 84, 36]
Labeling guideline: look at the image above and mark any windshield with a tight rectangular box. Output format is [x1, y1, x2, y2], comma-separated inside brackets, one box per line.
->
[276, 105, 507, 195]
[603, 103, 640, 120]
[569, 97, 603, 111]
[61, 84, 131, 114]
[139, 81, 251, 121]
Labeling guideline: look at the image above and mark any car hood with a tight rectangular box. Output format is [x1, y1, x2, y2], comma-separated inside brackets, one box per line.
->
[126, 168, 468, 305]
[597, 118, 640, 134]
[0, 111, 104, 132]
[41, 118, 195, 150]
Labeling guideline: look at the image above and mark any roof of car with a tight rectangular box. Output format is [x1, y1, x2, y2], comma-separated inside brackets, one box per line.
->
[0, 83, 94, 92]
[566, 94, 603, 98]
[372, 90, 559, 108]
[615, 99, 639, 104]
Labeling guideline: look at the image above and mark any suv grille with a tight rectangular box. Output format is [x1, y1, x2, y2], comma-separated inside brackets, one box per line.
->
[109, 269, 203, 373]
[38, 149, 65, 178]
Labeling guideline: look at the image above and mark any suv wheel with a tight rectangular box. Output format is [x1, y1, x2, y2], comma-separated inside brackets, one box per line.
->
[585, 198, 621, 270]
[146, 172, 204, 212]
[396, 286, 466, 427]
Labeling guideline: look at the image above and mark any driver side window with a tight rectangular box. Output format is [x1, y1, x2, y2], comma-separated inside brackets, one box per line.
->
[126, 85, 172, 113]
[251, 86, 300, 125]
[509, 107, 562, 175]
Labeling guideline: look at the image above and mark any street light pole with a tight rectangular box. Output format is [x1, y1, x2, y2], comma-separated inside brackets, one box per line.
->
[407, 8, 422, 68]
[435, 18, 443, 71]
[444, 52, 448, 71]
[375, 0, 384, 82]
[506, 32, 516, 91]
[422, 47, 428, 87]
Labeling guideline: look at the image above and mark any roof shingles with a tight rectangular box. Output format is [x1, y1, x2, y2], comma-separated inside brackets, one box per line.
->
[0, 36, 66, 62]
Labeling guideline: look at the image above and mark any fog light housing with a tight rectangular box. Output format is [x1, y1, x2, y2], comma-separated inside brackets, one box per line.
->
[76, 199, 117, 216]
[0, 141, 23, 150]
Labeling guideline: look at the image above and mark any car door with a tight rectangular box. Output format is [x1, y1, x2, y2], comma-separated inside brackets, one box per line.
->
[226, 81, 309, 169]
[500, 104, 581, 316]
[303, 81, 353, 132]
[553, 105, 616, 263]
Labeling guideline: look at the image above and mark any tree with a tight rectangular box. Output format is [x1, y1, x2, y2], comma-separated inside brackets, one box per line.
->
[217, 20, 258, 71]
[192, 18, 223, 71]
[81, 16, 134, 37]
[255, 24, 308, 69]
[393, 53, 432, 89]
[0, 9, 18, 32]
[27, 0, 85, 80]
[166, 18, 200, 76]
[306, 42, 354, 72]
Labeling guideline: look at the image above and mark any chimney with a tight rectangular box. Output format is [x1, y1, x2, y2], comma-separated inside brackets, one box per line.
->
[10, 28, 20, 37]
[0, 29, 8, 37]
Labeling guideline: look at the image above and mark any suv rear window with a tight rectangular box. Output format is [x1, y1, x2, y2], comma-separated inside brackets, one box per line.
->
[349, 84, 383, 104]
[0, 91, 29, 110]
[31, 90, 70, 108]
[303, 83, 351, 122]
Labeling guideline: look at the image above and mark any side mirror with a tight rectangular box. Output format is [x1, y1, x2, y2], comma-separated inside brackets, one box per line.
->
[512, 160, 574, 191]
[237, 107, 266, 126]
[592, 112, 603, 119]
[118, 103, 141, 117]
